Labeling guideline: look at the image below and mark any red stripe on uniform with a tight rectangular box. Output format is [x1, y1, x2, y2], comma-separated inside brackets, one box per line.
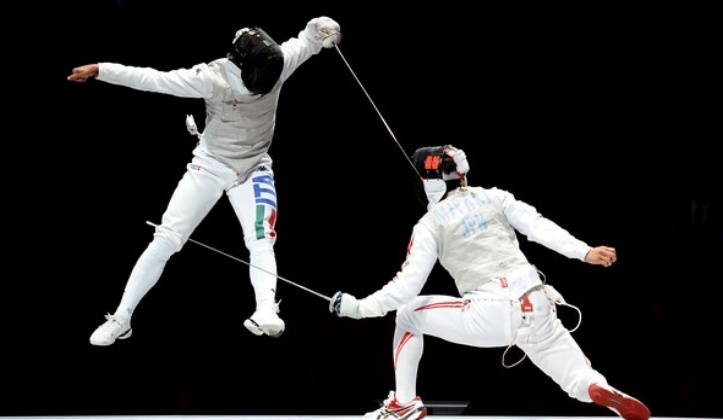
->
[394, 331, 415, 370]
[414, 301, 468, 311]
[268, 208, 277, 238]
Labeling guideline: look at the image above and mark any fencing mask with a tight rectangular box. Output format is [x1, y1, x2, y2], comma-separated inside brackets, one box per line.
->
[227, 27, 284, 95]
[410, 145, 468, 209]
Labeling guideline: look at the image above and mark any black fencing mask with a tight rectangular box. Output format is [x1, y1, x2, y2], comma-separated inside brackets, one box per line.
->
[228, 27, 284, 95]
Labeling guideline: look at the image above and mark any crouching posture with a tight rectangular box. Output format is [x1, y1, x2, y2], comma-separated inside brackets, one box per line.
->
[330, 145, 650, 420]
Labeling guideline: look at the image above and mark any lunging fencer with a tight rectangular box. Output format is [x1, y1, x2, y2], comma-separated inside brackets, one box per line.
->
[330, 145, 651, 420]
[68, 17, 342, 345]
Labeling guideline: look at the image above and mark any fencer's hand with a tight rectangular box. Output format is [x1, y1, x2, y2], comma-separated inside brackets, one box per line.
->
[67, 64, 99, 83]
[314, 16, 341, 48]
[329, 291, 360, 318]
[584, 246, 617, 268]
[444, 146, 470, 177]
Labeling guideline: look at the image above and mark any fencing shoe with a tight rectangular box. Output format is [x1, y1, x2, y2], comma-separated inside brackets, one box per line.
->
[90, 313, 132, 346]
[589, 383, 650, 420]
[244, 302, 285, 338]
[364, 391, 427, 420]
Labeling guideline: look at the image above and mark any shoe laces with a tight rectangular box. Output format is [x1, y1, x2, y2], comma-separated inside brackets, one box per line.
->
[382, 391, 419, 411]
[100, 313, 126, 331]
[381, 391, 397, 407]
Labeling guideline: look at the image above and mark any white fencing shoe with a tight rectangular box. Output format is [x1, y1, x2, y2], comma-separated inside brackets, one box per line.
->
[90, 313, 132, 346]
[364, 391, 427, 420]
[243, 302, 285, 338]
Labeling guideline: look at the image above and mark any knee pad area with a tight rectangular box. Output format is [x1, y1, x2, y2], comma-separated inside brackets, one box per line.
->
[147, 235, 181, 259]
[395, 305, 423, 335]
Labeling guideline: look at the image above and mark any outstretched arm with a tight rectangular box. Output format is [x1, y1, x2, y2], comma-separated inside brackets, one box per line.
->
[67, 62, 213, 98]
[501, 189, 592, 261]
[505, 193, 617, 268]
[330, 224, 438, 318]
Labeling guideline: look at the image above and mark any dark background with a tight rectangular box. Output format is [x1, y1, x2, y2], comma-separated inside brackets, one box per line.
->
[8, 1, 721, 417]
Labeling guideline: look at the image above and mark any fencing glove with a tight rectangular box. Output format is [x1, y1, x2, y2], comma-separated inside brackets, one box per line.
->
[444, 146, 470, 178]
[330, 291, 385, 319]
[330, 291, 359, 318]
[312, 16, 341, 48]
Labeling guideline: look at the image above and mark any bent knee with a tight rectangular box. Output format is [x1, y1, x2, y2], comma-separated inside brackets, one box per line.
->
[395, 304, 422, 333]
[151, 225, 187, 253]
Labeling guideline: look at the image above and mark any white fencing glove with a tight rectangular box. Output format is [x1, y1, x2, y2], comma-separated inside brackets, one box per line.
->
[444, 146, 470, 178]
[330, 291, 385, 319]
[330, 291, 359, 318]
[313, 16, 341, 48]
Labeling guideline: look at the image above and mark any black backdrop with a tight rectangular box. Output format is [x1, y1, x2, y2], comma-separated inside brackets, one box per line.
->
[8, 1, 721, 417]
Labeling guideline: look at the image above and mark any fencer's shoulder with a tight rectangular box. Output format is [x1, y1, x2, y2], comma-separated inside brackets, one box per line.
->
[459, 185, 499, 196]
[483, 185, 504, 192]
[203, 59, 232, 80]
[467, 186, 517, 204]
[208, 58, 227, 68]
[484, 186, 512, 196]
[412, 221, 435, 238]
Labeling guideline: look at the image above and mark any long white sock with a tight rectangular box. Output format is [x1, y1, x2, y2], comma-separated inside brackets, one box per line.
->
[115, 240, 172, 320]
[249, 249, 277, 309]
[393, 327, 423, 404]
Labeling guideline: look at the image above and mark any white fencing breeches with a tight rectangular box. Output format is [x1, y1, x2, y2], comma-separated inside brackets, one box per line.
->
[392, 286, 606, 404]
[115, 145, 279, 317]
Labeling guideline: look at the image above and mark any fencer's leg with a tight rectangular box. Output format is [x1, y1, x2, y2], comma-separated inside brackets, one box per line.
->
[392, 306, 424, 404]
[228, 170, 284, 337]
[90, 148, 228, 346]
[514, 288, 607, 401]
[118, 152, 226, 318]
[246, 241, 278, 308]
[520, 308, 650, 420]
[115, 237, 178, 320]
[361, 304, 427, 420]
[230, 172, 279, 307]
[241, 242, 284, 337]
[391, 294, 515, 403]
[531, 284, 650, 419]
[89, 235, 184, 346]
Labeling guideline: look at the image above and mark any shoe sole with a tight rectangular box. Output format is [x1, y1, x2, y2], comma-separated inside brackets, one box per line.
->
[364, 406, 427, 420]
[405, 406, 427, 420]
[90, 328, 132, 346]
[244, 319, 284, 338]
[589, 384, 650, 420]
[243, 319, 264, 336]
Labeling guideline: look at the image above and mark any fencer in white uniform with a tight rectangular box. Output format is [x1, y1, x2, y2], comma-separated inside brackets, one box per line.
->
[68, 17, 342, 345]
[330, 145, 650, 420]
